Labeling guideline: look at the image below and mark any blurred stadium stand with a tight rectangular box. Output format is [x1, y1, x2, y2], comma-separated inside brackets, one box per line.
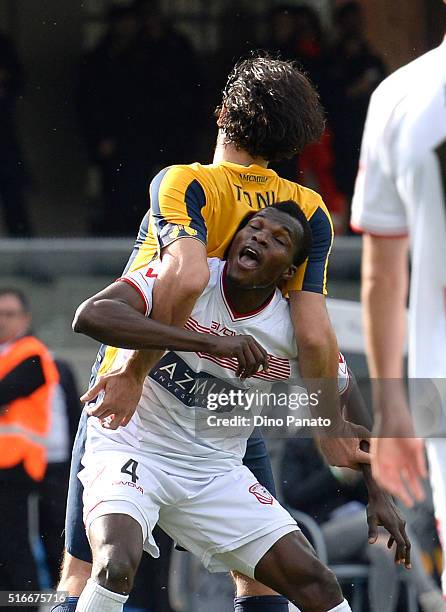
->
[0, 237, 366, 388]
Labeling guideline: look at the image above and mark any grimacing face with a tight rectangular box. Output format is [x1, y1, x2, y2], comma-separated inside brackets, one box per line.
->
[226, 208, 299, 289]
[0, 294, 30, 344]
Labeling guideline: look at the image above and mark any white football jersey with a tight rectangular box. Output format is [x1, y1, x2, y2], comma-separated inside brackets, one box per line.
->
[87, 258, 347, 478]
[351, 39, 446, 378]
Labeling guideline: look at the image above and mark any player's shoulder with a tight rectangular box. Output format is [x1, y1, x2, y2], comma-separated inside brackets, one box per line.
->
[279, 177, 329, 220]
[370, 46, 441, 113]
[151, 162, 219, 196]
[156, 162, 218, 180]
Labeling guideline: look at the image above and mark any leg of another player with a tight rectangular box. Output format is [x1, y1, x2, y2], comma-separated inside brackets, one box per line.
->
[51, 551, 92, 611]
[233, 573, 289, 611]
[254, 531, 351, 612]
[76, 514, 143, 612]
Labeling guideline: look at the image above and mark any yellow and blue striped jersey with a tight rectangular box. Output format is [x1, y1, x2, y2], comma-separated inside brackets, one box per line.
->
[130, 161, 333, 293]
[96, 161, 333, 377]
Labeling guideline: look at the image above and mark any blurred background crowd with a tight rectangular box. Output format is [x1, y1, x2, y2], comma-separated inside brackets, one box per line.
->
[1, 1, 446, 611]
[0, 0, 442, 239]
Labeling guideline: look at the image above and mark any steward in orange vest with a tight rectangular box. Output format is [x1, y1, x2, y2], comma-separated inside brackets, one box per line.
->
[0, 334, 59, 481]
[0, 288, 60, 594]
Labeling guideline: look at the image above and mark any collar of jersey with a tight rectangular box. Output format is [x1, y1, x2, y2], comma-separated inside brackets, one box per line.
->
[217, 161, 277, 176]
[220, 262, 276, 321]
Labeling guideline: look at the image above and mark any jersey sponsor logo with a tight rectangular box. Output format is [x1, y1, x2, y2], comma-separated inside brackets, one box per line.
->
[112, 479, 144, 495]
[239, 173, 268, 184]
[249, 483, 274, 505]
[149, 352, 243, 410]
[210, 321, 236, 336]
[186, 318, 291, 382]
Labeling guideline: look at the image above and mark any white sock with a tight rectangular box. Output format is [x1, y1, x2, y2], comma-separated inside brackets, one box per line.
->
[76, 578, 128, 612]
[327, 600, 352, 612]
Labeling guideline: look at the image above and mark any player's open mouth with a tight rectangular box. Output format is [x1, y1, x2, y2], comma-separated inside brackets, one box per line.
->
[238, 245, 262, 269]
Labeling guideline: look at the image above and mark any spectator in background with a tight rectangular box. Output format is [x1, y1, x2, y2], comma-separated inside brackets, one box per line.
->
[328, 1, 386, 204]
[133, 0, 202, 166]
[39, 358, 81, 588]
[281, 437, 446, 612]
[266, 6, 347, 230]
[78, 0, 202, 236]
[266, 4, 327, 182]
[0, 288, 59, 598]
[77, 4, 140, 235]
[0, 30, 32, 236]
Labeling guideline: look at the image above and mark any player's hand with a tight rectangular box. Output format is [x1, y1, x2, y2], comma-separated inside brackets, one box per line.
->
[210, 334, 269, 379]
[370, 381, 427, 507]
[318, 420, 371, 469]
[81, 368, 144, 429]
[367, 488, 411, 569]
[371, 436, 427, 508]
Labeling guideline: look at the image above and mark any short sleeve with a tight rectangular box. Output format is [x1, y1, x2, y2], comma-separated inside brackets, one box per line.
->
[149, 166, 208, 251]
[288, 201, 333, 295]
[351, 93, 408, 236]
[117, 261, 161, 317]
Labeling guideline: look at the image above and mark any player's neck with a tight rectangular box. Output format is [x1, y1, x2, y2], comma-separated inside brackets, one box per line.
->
[223, 267, 275, 315]
[213, 132, 269, 168]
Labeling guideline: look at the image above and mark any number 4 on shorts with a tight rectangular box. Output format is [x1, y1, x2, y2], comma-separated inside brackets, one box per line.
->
[121, 458, 139, 483]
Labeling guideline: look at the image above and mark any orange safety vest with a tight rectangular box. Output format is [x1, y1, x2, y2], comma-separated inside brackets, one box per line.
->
[0, 336, 59, 481]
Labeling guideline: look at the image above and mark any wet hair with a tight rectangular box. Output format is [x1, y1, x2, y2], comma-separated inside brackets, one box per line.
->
[233, 200, 313, 267]
[0, 288, 30, 312]
[216, 53, 325, 161]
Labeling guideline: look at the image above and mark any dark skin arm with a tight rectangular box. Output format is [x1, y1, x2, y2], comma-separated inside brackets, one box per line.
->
[73, 280, 268, 426]
[341, 374, 411, 568]
[73, 281, 222, 353]
[74, 280, 268, 371]
[360, 440, 411, 568]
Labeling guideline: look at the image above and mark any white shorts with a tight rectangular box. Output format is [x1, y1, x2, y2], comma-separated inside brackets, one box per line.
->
[79, 445, 298, 578]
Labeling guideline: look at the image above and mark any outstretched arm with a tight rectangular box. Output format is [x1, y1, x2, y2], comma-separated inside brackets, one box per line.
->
[74, 276, 268, 367]
[74, 276, 218, 354]
[79, 238, 212, 424]
[341, 371, 411, 566]
[74, 274, 268, 427]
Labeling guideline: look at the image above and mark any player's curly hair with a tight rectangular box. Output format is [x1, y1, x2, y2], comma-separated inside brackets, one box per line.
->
[216, 53, 325, 162]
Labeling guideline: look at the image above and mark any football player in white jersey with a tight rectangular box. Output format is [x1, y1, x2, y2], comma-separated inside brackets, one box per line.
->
[351, 28, 446, 591]
[72, 202, 409, 612]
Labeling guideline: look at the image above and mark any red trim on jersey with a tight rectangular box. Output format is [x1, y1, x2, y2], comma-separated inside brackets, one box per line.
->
[350, 222, 409, 238]
[186, 318, 291, 373]
[116, 277, 150, 315]
[220, 263, 275, 321]
[184, 317, 291, 380]
[186, 317, 291, 374]
[195, 351, 290, 381]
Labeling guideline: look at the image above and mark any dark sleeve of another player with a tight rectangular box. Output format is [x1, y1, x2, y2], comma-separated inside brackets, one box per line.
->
[301, 207, 333, 295]
[281, 438, 341, 511]
[0, 355, 45, 413]
[55, 359, 82, 446]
